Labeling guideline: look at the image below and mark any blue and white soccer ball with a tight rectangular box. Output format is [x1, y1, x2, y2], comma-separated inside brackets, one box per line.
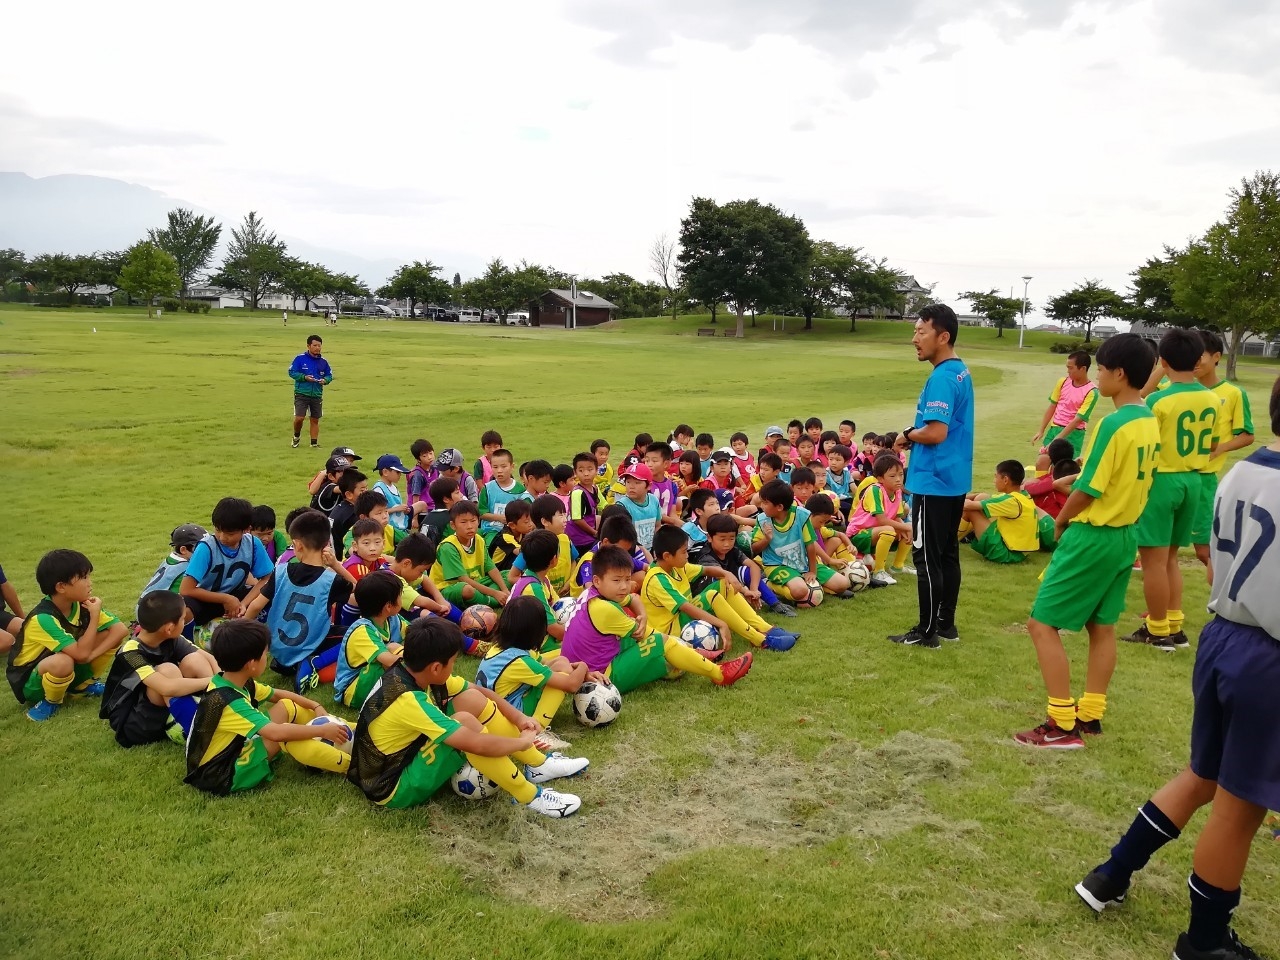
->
[552, 596, 581, 626]
[450, 762, 500, 800]
[680, 619, 723, 655]
[307, 715, 353, 749]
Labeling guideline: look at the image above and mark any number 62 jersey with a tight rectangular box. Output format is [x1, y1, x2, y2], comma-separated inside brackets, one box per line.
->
[1210, 448, 1280, 639]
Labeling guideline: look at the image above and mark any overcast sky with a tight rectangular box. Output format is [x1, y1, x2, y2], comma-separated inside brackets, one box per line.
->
[4, 0, 1278, 318]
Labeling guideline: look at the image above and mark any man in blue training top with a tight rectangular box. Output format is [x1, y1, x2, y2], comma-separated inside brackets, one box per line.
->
[289, 335, 333, 449]
[888, 303, 975, 650]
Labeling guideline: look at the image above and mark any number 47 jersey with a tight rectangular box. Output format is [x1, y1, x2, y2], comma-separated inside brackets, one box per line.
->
[1210, 448, 1280, 638]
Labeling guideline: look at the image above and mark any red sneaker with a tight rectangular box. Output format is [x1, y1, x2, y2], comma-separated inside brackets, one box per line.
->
[714, 652, 753, 686]
[697, 647, 727, 662]
[1013, 719, 1084, 749]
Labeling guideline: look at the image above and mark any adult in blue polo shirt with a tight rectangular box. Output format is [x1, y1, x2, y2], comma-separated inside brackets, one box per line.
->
[888, 303, 974, 650]
[289, 335, 333, 449]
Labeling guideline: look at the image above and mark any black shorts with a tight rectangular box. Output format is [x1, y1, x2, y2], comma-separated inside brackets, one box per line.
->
[0, 612, 19, 634]
[293, 395, 323, 418]
[1190, 616, 1280, 810]
[110, 696, 171, 748]
[183, 584, 250, 627]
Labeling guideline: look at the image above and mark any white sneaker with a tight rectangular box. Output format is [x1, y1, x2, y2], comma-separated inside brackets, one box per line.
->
[893, 565, 917, 576]
[526, 786, 581, 818]
[527, 752, 590, 783]
[533, 728, 573, 752]
[870, 571, 897, 587]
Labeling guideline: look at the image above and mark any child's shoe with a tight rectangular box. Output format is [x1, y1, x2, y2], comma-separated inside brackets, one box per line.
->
[870, 571, 897, 587]
[762, 627, 797, 651]
[70, 680, 105, 698]
[533, 728, 573, 752]
[890, 564, 917, 576]
[525, 786, 581, 818]
[527, 752, 589, 783]
[768, 602, 799, 618]
[713, 652, 753, 686]
[26, 699, 61, 722]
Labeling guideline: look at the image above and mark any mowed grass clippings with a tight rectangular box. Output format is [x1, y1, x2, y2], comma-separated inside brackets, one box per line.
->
[0, 304, 1277, 960]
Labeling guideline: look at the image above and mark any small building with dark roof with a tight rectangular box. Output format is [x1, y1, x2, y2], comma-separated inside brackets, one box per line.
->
[529, 289, 619, 328]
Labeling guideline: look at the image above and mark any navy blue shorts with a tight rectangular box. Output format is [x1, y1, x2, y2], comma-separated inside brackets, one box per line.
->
[1189, 617, 1280, 811]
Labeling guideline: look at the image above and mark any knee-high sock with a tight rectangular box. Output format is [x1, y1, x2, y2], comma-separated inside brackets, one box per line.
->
[1077, 691, 1108, 722]
[90, 649, 116, 678]
[41, 671, 74, 704]
[480, 708, 547, 767]
[708, 592, 767, 646]
[530, 687, 567, 729]
[662, 635, 721, 682]
[873, 532, 894, 572]
[894, 539, 912, 567]
[726, 591, 771, 632]
[282, 737, 350, 773]
[466, 751, 537, 803]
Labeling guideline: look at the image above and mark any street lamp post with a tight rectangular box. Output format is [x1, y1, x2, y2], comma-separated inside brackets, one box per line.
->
[1018, 275, 1032, 349]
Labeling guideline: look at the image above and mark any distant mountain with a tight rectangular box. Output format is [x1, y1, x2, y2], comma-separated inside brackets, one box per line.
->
[0, 172, 406, 287]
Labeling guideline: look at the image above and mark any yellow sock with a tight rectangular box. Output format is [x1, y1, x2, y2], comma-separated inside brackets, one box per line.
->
[89, 649, 116, 677]
[1077, 692, 1107, 723]
[709, 592, 766, 646]
[1168, 610, 1185, 633]
[466, 752, 537, 803]
[662, 635, 721, 682]
[531, 687, 567, 729]
[873, 533, 893, 572]
[727, 591, 772, 634]
[41, 671, 74, 705]
[958, 519, 973, 537]
[1047, 696, 1077, 731]
[1146, 617, 1170, 638]
[282, 738, 350, 774]
[894, 540, 912, 568]
[481, 711, 545, 767]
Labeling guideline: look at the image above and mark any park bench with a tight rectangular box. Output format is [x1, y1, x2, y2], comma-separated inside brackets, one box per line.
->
[696, 327, 717, 337]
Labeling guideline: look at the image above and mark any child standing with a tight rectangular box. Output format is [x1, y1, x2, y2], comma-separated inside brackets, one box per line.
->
[406, 439, 438, 512]
[435, 448, 479, 501]
[478, 449, 525, 540]
[616, 462, 663, 553]
[590, 439, 614, 503]
[472, 429, 503, 486]
[568, 453, 600, 552]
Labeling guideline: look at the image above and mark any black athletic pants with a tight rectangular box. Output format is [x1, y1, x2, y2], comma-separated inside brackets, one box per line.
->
[911, 494, 965, 637]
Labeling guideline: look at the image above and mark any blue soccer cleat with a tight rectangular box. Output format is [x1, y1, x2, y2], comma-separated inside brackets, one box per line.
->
[762, 627, 797, 651]
[70, 680, 105, 698]
[26, 699, 61, 722]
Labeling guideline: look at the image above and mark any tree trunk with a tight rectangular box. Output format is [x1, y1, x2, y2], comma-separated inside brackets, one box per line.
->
[849, 313, 858, 333]
[996, 321, 1004, 338]
[710, 303, 717, 324]
[751, 308, 756, 328]
[735, 305, 746, 338]
[1226, 323, 1245, 380]
[803, 306, 814, 331]
[1083, 322, 1092, 344]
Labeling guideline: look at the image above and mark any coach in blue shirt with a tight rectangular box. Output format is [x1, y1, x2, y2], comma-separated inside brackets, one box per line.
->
[289, 335, 333, 449]
[888, 303, 974, 649]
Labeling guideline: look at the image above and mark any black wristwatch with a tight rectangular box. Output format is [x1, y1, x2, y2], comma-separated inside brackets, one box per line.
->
[903, 427, 915, 442]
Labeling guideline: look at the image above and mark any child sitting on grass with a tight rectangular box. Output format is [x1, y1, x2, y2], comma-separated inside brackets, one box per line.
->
[805, 495, 857, 569]
[507, 530, 568, 650]
[339, 518, 391, 626]
[388, 533, 459, 624]
[136, 523, 206, 623]
[567, 452, 601, 552]
[430, 501, 510, 610]
[420, 477, 462, 544]
[570, 514, 644, 596]
[753, 481, 854, 602]
[561, 546, 753, 691]
[327, 470, 369, 556]
[334, 571, 405, 710]
[509, 495, 579, 598]
[100, 591, 216, 747]
[341, 490, 396, 557]
[690, 513, 799, 620]
[347, 617, 587, 818]
[960, 460, 1039, 565]
[179, 497, 275, 628]
[489, 499, 534, 583]
[251, 505, 290, 562]
[824, 444, 855, 516]
[478, 448, 525, 540]
[847, 454, 914, 587]
[9, 549, 129, 722]
[591, 439, 614, 503]
[184, 619, 351, 795]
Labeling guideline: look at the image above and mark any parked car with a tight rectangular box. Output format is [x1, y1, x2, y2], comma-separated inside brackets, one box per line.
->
[507, 311, 530, 326]
[458, 308, 482, 323]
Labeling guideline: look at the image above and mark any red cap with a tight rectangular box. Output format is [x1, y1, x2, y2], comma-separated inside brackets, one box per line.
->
[620, 463, 654, 483]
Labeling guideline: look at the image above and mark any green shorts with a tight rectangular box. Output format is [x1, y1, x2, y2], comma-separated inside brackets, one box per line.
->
[764, 564, 838, 587]
[850, 530, 874, 554]
[384, 741, 467, 809]
[1190, 472, 1218, 546]
[607, 630, 669, 694]
[230, 736, 275, 793]
[20, 660, 94, 704]
[1135, 472, 1199, 548]
[1031, 523, 1137, 632]
[439, 579, 504, 609]
[339, 660, 386, 710]
[1044, 424, 1085, 458]
[969, 524, 1024, 564]
[1037, 514, 1058, 553]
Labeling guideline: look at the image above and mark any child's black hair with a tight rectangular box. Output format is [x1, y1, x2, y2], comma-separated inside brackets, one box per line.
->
[531, 494, 566, 527]
[645, 441, 674, 461]
[695, 432, 714, 449]
[1046, 437, 1075, 467]
[288, 509, 332, 550]
[480, 429, 503, 447]
[504, 499, 532, 524]
[35, 549, 93, 596]
[804, 416, 823, 430]
[1068, 350, 1092, 370]
[572, 451, 594, 468]
[337, 470, 367, 496]
[599, 503, 629, 523]
[995, 459, 1026, 486]
[1158, 328, 1204, 373]
[209, 619, 269, 672]
[668, 424, 693, 442]
[551, 463, 575, 488]
[729, 431, 748, 445]
[598, 514, 637, 546]
[394, 533, 437, 567]
[758, 480, 794, 509]
[523, 459, 553, 481]
[211, 497, 253, 533]
[449, 500, 480, 520]
[772, 437, 792, 452]
[1198, 329, 1225, 357]
[862, 431, 878, 442]
[1052, 459, 1081, 480]
[820, 429, 839, 447]
[428, 476, 458, 506]
[829, 444, 853, 461]
[651, 525, 689, 560]
[872, 453, 903, 479]
[758, 452, 784, 471]
[495, 595, 546, 652]
[410, 438, 434, 459]
[490, 447, 513, 464]
[402, 617, 463, 674]
[283, 506, 310, 534]
[805, 494, 835, 518]
[791, 466, 816, 486]
[250, 505, 277, 531]
[1095, 333, 1156, 389]
[795, 434, 816, 449]
[686, 488, 716, 519]
[351, 517, 384, 542]
[706, 513, 738, 537]
[787, 419, 804, 431]
[518, 529, 559, 573]
[590, 438, 611, 454]
[354, 490, 389, 517]
[840, 419, 856, 431]
[677, 449, 702, 478]
[355, 570, 402, 618]
[137, 591, 186, 632]
[591, 545, 634, 578]
[632, 432, 654, 451]
[883, 431, 899, 448]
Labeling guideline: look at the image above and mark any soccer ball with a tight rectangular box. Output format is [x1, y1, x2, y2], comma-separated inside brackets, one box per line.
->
[797, 582, 825, 608]
[551, 596, 581, 626]
[572, 679, 623, 728]
[450, 763, 499, 800]
[307, 715, 353, 751]
[460, 604, 497, 640]
[844, 560, 871, 592]
[680, 619, 723, 655]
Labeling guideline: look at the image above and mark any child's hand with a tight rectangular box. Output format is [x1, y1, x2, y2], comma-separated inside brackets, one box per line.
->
[718, 624, 733, 649]
[514, 730, 539, 752]
[316, 722, 350, 745]
[222, 595, 243, 616]
[494, 590, 510, 605]
[587, 670, 609, 684]
[321, 545, 340, 568]
[516, 715, 540, 734]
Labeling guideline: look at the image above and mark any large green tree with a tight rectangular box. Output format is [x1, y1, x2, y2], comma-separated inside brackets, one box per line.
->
[209, 211, 287, 309]
[277, 259, 330, 312]
[323, 271, 368, 317]
[678, 197, 811, 338]
[797, 241, 857, 330]
[25, 253, 100, 304]
[1125, 251, 1205, 330]
[959, 288, 1025, 338]
[117, 242, 180, 317]
[1168, 171, 1280, 378]
[840, 257, 904, 332]
[148, 208, 221, 300]
[0, 249, 26, 284]
[378, 260, 452, 319]
[1044, 280, 1126, 342]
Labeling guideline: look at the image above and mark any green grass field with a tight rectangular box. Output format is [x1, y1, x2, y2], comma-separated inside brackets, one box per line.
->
[1, 304, 1277, 960]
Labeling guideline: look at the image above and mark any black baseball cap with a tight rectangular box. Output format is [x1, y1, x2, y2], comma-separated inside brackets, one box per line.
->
[330, 446, 361, 461]
[170, 523, 207, 548]
[325, 455, 353, 473]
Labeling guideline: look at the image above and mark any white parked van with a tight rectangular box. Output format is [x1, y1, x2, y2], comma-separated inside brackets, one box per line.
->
[458, 308, 482, 322]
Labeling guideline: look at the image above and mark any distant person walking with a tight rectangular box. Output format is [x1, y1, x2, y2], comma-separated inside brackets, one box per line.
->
[888, 304, 975, 650]
[289, 335, 333, 449]
[1031, 350, 1097, 457]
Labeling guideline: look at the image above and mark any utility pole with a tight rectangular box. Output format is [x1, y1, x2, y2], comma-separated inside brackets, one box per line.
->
[1019, 276, 1032, 349]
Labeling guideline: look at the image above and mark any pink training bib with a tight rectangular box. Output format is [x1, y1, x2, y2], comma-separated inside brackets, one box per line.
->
[1052, 379, 1095, 427]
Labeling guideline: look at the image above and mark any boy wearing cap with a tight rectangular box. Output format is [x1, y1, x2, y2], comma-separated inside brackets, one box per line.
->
[309, 453, 354, 517]
[137, 523, 208, 623]
[373, 454, 415, 535]
[759, 426, 785, 461]
[616, 463, 663, 554]
[435, 448, 479, 501]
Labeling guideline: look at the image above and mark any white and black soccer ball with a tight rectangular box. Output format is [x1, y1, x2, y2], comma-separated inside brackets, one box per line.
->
[572, 679, 622, 728]
[680, 619, 722, 654]
[845, 560, 871, 592]
[450, 763, 500, 800]
[307, 715, 353, 748]
[552, 596, 581, 626]
[797, 582, 825, 608]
